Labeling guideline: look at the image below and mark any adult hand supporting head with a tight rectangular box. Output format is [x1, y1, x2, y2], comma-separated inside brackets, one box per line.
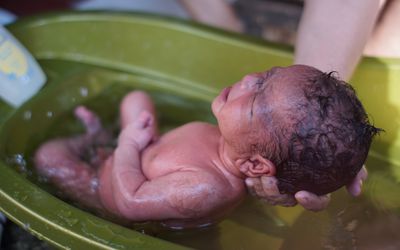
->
[245, 166, 367, 212]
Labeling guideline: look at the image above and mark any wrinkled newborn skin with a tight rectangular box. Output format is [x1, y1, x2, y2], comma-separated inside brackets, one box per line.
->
[34, 72, 275, 228]
[33, 65, 337, 228]
[34, 94, 248, 229]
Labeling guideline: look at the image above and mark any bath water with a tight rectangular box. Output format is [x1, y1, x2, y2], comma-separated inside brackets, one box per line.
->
[0, 64, 399, 250]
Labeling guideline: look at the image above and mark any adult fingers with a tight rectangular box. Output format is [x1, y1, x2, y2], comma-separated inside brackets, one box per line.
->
[246, 176, 297, 206]
[346, 165, 368, 197]
[259, 176, 281, 196]
[295, 191, 330, 212]
[245, 177, 266, 198]
[259, 176, 297, 206]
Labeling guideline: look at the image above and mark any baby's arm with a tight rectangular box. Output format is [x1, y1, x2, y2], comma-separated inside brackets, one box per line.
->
[113, 169, 226, 221]
[119, 91, 158, 136]
[108, 112, 229, 221]
[99, 91, 158, 212]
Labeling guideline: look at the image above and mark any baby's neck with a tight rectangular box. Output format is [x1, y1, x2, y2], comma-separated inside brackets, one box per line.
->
[217, 137, 246, 179]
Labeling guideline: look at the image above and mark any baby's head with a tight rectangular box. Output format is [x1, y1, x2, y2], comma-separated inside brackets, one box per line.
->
[212, 65, 380, 195]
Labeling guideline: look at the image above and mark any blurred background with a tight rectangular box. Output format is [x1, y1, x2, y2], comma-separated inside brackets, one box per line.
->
[0, 0, 303, 44]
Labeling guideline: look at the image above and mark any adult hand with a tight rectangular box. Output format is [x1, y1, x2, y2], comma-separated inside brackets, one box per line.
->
[245, 166, 367, 212]
[346, 165, 368, 197]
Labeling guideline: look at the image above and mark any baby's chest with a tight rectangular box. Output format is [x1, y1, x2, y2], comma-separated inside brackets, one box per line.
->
[141, 127, 218, 179]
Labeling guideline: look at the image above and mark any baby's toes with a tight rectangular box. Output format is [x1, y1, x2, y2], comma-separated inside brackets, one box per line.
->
[74, 106, 102, 134]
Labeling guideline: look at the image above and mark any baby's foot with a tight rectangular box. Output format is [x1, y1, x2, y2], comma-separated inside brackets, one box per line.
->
[118, 111, 154, 151]
[74, 106, 102, 136]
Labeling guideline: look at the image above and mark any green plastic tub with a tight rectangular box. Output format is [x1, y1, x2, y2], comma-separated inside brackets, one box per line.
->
[0, 12, 399, 249]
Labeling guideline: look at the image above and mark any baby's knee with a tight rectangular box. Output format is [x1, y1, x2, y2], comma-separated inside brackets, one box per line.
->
[34, 141, 61, 172]
[34, 139, 79, 177]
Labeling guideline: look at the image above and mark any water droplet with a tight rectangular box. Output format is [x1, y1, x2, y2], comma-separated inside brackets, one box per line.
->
[79, 87, 88, 97]
[46, 111, 53, 118]
[14, 154, 26, 165]
[23, 110, 32, 120]
[345, 220, 358, 232]
[23, 223, 30, 230]
[90, 178, 99, 192]
[6, 154, 27, 173]
[66, 218, 79, 227]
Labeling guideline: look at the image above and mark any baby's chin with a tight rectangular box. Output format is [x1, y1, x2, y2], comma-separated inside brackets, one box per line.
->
[211, 97, 219, 117]
[211, 86, 232, 116]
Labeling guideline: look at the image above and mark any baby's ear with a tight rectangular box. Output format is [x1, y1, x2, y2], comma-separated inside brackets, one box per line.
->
[239, 154, 276, 177]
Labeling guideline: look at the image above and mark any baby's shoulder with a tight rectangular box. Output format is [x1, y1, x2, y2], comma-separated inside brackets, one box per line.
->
[175, 121, 219, 135]
[181, 121, 216, 129]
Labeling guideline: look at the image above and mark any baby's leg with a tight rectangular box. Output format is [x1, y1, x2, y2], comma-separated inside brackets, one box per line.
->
[120, 91, 158, 137]
[34, 106, 111, 212]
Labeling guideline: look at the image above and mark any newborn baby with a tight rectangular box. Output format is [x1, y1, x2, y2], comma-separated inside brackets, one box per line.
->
[34, 65, 379, 228]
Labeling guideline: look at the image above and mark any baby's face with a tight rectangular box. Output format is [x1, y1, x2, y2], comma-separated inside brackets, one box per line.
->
[212, 65, 318, 153]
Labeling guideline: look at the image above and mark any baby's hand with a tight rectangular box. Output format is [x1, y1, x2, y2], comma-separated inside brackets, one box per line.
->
[118, 111, 154, 151]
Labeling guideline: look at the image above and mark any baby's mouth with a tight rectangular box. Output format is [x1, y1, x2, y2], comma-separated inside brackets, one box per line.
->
[220, 86, 232, 102]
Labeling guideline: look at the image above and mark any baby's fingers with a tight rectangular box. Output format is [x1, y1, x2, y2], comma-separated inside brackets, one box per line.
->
[74, 106, 102, 135]
[134, 111, 154, 129]
[119, 124, 153, 151]
[295, 191, 330, 212]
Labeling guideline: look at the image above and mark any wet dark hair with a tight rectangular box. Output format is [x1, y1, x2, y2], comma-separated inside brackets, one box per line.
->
[259, 69, 381, 195]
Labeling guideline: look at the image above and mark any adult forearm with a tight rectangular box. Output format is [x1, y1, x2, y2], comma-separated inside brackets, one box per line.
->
[294, 0, 382, 81]
[179, 0, 243, 32]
